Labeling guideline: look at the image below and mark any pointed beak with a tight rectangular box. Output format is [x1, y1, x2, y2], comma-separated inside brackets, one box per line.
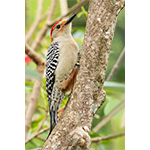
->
[63, 14, 76, 26]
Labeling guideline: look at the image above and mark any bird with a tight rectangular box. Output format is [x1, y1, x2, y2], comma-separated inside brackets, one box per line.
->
[45, 14, 79, 138]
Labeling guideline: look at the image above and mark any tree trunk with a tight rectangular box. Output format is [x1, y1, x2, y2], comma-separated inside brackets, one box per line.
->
[42, 0, 125, 149]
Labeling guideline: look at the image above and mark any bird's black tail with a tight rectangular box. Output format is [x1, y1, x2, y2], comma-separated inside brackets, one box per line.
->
[47, 106, 57, 139]
[47, 87, 65, 139]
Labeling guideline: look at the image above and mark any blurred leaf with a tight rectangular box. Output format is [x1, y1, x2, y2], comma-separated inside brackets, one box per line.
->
[104, 81, 125, 93]
[31, 115, 45, 129]
[110, 50, 115, 54]
[73, 30, 84, 50]
[91, 143, 103, 150]
[42, 76, 46, 83]
[27, 61, 36, 69]
[76, 0, 88, 18]
[25, 140, 37, 150]
[25, 66, 42, 80]
[104, 99, 124, 119]
[59, 94, 69, 109]
[105, 90, 114, 94]
[59, 94, 69, 110]
[74, 38, 83, 44]
[40, 87, 48, 107]
[25, 86, 32, 92]
[77, 11, 84, 18]
[90, 131, 100, 138]
[101, 138, 111, 145]
[25, 81, 34, 85]
[73, 30, 84, 40]
[104, 99, 120, 115]
[99, 144, 106, 150]
[104, 81, 125, 88]
[42, 77, 47, 90]
[72, 27, 85, 33]
[113, 107, 124, 120]
[36, 105, 46, 111]
[40, 87, 47, 98]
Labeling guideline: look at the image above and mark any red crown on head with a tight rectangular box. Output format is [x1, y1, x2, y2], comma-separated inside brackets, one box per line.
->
[50, 21, 60, 42]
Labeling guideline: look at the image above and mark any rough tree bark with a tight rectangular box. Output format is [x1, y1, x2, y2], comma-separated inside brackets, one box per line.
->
[41, 0, 125, 149]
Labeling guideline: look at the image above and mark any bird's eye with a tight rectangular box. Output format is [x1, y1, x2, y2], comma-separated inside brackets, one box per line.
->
[56, 25, 60, 29]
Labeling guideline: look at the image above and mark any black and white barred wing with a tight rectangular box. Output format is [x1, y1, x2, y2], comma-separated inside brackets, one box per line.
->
[46, 42, 59, 101]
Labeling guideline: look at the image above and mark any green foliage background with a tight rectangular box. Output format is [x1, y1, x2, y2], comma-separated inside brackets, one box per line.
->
[25, 0, 125, 149]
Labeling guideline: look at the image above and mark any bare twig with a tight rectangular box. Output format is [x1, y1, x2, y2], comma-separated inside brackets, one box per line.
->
[25, 127, 50, 144]
[25, 43, 46, 65]
[40, 10, 48, 21]
[91, 132, 125, 142]
[25, 0, 44, 42]
[107, 47, 125, 81]
[93, 101, 125, 132]
[36, 136, 46, 141]
[36, 110, 48, 132]
[60, 0, 68, 20]
[31, 0, 58, 50]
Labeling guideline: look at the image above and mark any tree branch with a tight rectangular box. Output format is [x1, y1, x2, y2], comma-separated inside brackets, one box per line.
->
[25, 43, 46, 66]
[107, 47, 125, 80]
[93, 101, 125, 133]
[60, 0, 68, 20]
[25, 127, 50, 144]
[36, 136, 46, 141]
[91, 132, 125, 142]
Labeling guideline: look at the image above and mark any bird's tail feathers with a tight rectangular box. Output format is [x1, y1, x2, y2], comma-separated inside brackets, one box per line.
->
[47, 87, 65, 139]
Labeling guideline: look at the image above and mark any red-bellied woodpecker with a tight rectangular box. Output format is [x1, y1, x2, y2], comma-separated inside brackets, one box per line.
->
[45, 14, 79, 138]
